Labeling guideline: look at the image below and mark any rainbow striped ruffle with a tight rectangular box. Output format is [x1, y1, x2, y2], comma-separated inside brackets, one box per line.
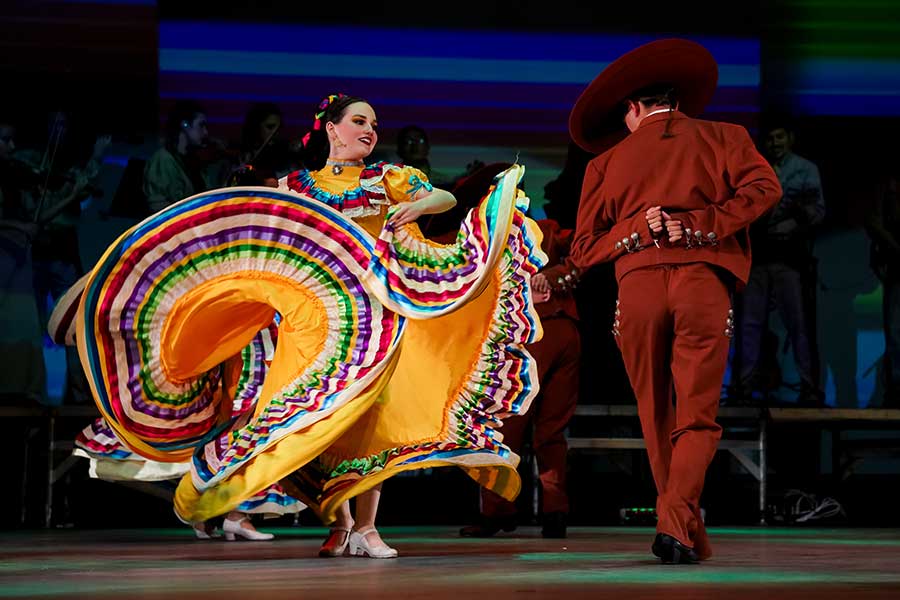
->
[68, 318, 303, 515]
[47, 273, 89, 346]
[77, 189, 403, 464]
[364, 166, 534, 319]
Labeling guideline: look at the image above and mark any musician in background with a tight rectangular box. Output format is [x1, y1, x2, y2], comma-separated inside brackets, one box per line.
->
[0, 120, 46, 405]
[143, 100, 211, 214]
[229, 103, 295, 187]
[394, 125, 457, 189]
[734, 118, 826, 406]
[13, 110, 108, 405]
[0, 121, 47, 529]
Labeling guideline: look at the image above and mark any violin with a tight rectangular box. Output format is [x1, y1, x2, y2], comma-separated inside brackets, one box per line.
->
[2, 161, 103, 224]
[3, 156, 92, 191]
[2, 157, 49, 188]
[194, 139, 240, 165]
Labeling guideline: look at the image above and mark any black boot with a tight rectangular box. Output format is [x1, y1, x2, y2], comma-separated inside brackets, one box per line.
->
[459, 514, 517, 538]
[541, 512, 567, 539]
[651, 533, 700, 564]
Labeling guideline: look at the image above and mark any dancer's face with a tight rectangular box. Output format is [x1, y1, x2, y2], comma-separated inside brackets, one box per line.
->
[327, 102, 378, 160]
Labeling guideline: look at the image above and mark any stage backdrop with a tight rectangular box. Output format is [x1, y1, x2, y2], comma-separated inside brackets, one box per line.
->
[157, 21, 761, 208]
[765, 0, 900, 117]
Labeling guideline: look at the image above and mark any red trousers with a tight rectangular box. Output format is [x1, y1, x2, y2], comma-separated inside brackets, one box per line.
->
[481, 316, 580, 517]
[615, 263, 731, 559]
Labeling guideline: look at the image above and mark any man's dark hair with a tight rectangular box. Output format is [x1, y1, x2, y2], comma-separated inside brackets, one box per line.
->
[627, 83, 679, 109]
[760, 112, 796, 136]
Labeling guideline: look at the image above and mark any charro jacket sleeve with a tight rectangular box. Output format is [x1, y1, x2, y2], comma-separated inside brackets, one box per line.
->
[670, 125, 782, 241]
[544, 157, 653, 288]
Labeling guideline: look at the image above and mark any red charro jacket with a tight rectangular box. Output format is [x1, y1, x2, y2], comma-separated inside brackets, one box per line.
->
[549, 111, 781, 286]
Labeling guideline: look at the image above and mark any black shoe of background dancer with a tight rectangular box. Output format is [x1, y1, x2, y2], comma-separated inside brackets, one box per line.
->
[796, 384, 826, 408]
[651, 533, 700, 564]
[459, 514, 517, 538]
[541, 512, 567, 538]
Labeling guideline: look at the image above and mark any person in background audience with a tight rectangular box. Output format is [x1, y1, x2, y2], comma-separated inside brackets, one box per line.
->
[0, 119, 45, 528]
[0, 120, 45, 405]
[15, 110, 108, 405]
[395, 125, 431, 176]
[866, 163, 900, 408]
[395, 124, 456, 188]
[143, 101, 210, 213]
[229, 102, 293, 186]
[543, 141, 593, 231]
[734, 118, 825, 407]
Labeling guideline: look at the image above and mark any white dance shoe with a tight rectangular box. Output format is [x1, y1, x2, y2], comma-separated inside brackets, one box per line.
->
[223, 516, 275, 541]
[348, 527, 398, 559]
[192, 522, 222, 539]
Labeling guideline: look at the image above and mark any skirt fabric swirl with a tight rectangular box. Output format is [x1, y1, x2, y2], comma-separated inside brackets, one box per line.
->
[73, 165, 546, 524]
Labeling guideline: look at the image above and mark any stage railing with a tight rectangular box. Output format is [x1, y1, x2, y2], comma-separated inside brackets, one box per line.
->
[5, 402, 900, 527]
[564, 405, 900, 524]
[2, 404, 98, 527]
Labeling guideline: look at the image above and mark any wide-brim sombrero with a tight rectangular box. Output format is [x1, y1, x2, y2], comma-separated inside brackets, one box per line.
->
[569, 38, 718, 154]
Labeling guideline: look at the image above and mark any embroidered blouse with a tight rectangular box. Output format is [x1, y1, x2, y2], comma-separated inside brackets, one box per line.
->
[279, 162, 433, 236]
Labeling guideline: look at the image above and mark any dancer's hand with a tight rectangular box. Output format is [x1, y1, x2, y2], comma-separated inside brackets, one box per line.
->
[388, 202, 427, 227]
[532, 273, 551, 303]
[646, 206, 663, 236]
[92, 135, 112, 159]
[532, 273, 551, 294]
[663, 211, 684, 243]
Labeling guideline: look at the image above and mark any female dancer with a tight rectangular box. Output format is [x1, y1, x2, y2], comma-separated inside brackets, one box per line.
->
[282, 95, 456, 557]
[73, 93, 545, 558]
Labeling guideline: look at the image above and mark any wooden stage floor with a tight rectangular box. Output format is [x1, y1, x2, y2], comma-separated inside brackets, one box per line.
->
[1, 526, 899, 599]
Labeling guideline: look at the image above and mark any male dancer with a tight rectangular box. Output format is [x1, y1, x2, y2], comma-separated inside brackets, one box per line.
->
[547, 39, 781, 563]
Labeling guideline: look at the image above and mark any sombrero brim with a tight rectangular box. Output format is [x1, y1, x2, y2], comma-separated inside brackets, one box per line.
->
[569, 38, 718, 154]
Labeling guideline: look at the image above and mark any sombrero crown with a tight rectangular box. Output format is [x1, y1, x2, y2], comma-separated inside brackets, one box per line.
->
[569, 38, 718, 154]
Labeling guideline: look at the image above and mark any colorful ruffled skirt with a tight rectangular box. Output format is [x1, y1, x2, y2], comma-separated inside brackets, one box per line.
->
[50, 282, 305, 515]
[70, 164, 546, 524]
